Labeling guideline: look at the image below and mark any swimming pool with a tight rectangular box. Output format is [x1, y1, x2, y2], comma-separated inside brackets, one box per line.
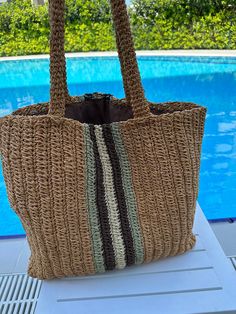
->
[0, 55, 236, 237]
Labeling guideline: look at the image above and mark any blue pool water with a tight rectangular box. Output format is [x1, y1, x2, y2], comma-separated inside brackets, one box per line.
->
[0, 56, 236, 237]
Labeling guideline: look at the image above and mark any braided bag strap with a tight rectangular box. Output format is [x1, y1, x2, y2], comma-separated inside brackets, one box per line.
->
[49, 0, 68, 117]
[48, 0, 150, 119]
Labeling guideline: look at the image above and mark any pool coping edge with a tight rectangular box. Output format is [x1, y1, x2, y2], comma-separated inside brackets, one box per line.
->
[1, 50, 236, 61]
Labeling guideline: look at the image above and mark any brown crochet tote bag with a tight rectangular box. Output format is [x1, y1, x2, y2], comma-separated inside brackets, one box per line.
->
[0, 0, 206, 280]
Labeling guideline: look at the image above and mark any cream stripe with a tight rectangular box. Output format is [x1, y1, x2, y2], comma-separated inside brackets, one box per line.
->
[95, 126, 126, 269]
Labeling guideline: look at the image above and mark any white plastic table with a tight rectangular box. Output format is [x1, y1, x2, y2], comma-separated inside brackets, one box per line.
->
[36, 204, 236, 314]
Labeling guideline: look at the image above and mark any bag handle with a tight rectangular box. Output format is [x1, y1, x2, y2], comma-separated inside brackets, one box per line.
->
[48, 0, 151, 119]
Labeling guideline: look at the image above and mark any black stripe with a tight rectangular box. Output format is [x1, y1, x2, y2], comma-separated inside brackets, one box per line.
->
[102, 124, 135, 266]
[89, 125, 116, 271]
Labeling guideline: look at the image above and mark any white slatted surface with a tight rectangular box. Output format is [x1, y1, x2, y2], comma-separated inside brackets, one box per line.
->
[36, 204, 236, 314]
[0, 274, 41, 314]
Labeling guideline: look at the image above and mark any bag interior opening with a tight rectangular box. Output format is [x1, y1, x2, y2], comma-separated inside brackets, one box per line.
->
[12, 92, 200, 125]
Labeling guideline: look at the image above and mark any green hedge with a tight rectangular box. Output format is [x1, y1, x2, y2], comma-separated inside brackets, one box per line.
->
[0, 0, 235, 56]
[131, 0, 236, 49]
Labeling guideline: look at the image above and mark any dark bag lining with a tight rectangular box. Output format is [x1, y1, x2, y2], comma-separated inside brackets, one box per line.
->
[65, 93, 132, 124]
[11, 93, 200, 125]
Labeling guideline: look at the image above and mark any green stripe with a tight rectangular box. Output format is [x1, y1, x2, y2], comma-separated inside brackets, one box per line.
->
[111, 124, 144, 264]
[84, 125, 105, 273]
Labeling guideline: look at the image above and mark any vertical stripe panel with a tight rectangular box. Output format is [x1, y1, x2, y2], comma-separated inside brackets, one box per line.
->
[89, 125, 116, 271]
[159, 118, 185, 256]
[172, 114, 194, 252]
[111, 124, 144, 265]
[62, 121, 89, 274]
[50, 120, 74, 276]
[74, 124, 95, 274]
[102, 124, 135, 266]
[34, 119, 63, 277]
[95, 126, 126, 270]
[84, 125, 105, 273]
[9, 120, 53, 278]
[121, 124, 156, 263]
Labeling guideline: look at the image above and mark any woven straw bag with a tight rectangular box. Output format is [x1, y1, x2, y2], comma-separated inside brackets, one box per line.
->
[0, 0, 206, 280]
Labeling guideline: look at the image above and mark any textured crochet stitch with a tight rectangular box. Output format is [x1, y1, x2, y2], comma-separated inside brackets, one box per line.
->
[0, 0, 206, 280]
